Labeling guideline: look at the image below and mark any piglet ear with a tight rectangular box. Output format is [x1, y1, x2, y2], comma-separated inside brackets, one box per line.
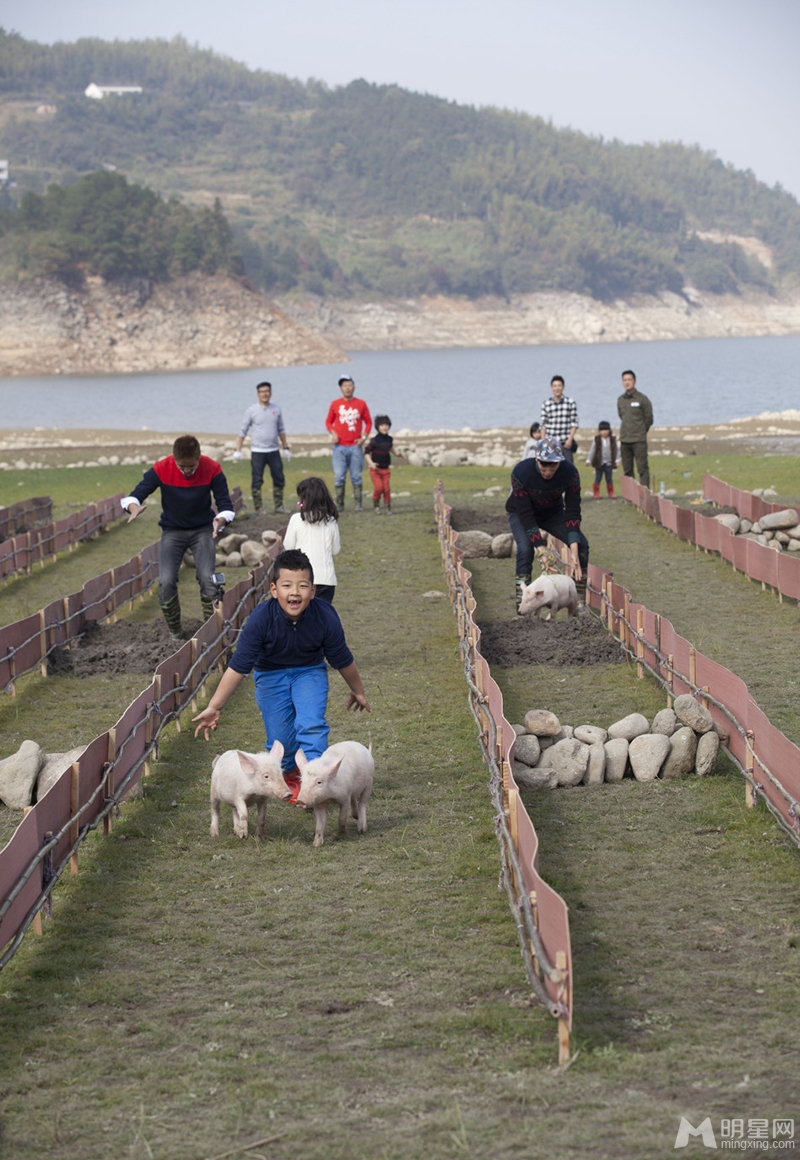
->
[270, 739, 284, 762]
[325, 757, 344, 779]
[295, 749, 308, 771]
[236, 751, 257, 775]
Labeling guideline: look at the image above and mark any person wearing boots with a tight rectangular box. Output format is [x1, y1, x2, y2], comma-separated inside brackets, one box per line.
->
[121, 435, 234, 640]
[233, 381, 291, 513]
[586, 420, 619, 498]
[365, 414, 404, 514]
[506, 435, 589, 613]
[325, 376, 372, 512]
[617, 369, 653, 489]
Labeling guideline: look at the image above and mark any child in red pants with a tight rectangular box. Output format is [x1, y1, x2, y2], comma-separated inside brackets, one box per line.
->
[365, 415, 403, 513]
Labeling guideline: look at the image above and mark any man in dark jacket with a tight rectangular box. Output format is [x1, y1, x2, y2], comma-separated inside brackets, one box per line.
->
[122, 435, 234, 638]
[506, 436, 589, 612]
[617, 369, 654, 489]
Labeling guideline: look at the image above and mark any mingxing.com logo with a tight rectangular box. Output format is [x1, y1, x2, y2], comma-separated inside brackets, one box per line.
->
[674, 1117, 796, 1150]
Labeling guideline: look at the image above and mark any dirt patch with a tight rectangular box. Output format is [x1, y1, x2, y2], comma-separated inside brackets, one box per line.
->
[477, 614, 626, 667]
[450, 507, 509, 536]
[47, 618, 206, 676]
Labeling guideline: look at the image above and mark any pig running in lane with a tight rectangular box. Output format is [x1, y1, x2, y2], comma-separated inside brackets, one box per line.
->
[210, 740, 291, 839]
[295, 740, 374, 848]
[518, 573, 578, 620]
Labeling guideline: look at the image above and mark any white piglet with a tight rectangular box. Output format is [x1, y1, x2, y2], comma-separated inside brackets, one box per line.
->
[519, 573, 578, 620]
[210, 740, 291, 839]
[295, 741, 374, 848]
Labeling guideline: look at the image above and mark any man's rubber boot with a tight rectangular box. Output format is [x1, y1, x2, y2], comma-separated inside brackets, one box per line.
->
[607, 483, 615, 498]
[335, 485, 345, 513]
[160, 594, 182, 640]
[273, 487, 287, 514]
[251, 485, 263, 513]
[515, 573, 531, 615]
[385, 503, 392, 515]
[353, 485, 363, 512]
[575, 576, 588, 611]
[373, 498, 381, 513]
[201, 595, 216, 622]
[592, 482, 600, 499]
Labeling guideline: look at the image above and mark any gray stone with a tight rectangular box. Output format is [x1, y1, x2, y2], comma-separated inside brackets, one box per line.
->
[538, 735, 556, 751]
[787, 523, 800, 540]
[490, 533, 514, 559]
[651, 708, 678, 736]
[555, 725, 574, 742]
[539, 738, 590, 787]
[574, 724, 608, 745]
[629, 733, 671, 781]
[607, 712, 650, 741]
[768, 540, 782, 552]
[455, 529, 493, 558]
[759, 508, 799, 531]
[695, 731, 720, 776]
[752, 521, 762, 533]
[739, 518, 753, 534]
[218, 532, 249, 553]
[226, 551, 243, 568]
[787, 540, 800, 552]
[714, 513, 740, 533]
[0, 740, 45, 808]
[713, 719, 730, 744]
[435, 448, 469, 467]
[775, 531, 791, 546]
[36, 746, 87, 800]
[604, 738, 629, 782]
[261, 529, 281, 547]
[523, 709, 561, 737]
[240, 539, 268, 566]
[513, 734, 541, 767]
[660, 726, 698, 779]
[510, 724, 526, 737]
[583, 742, 606, 786]
[673, 693, 714, 734]
[513, 761, 558, 790]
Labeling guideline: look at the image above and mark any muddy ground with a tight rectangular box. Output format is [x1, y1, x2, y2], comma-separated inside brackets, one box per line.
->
[477, 614, 625, 667]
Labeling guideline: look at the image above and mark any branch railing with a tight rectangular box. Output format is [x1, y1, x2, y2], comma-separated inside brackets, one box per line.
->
[434, 483, 573, 1065]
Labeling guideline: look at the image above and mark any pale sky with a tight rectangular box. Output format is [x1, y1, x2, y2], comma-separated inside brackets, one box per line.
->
[5, 0, 800, 199]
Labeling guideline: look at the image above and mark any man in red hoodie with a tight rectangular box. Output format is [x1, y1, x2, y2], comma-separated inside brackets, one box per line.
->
[325, 376, 372, 512]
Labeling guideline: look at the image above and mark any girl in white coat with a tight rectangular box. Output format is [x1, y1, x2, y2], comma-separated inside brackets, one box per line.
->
[282, 477, 341, 602]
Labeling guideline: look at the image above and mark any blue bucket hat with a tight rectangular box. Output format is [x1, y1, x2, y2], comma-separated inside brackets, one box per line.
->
[533, 436, 565, 463]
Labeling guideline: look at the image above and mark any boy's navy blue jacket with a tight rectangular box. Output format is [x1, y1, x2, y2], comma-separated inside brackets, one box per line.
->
[505, 458, 583, 547]
[229, 596, 354, 674]
[128, 455, 233, 530]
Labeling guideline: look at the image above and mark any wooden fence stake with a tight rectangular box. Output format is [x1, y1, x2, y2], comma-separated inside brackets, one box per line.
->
[623, 593, 630, 651]
[556, 950, 570, 1065]
[745, 730, 756, 807]
[23, 808, 44, 935]
[529, 890, 540, 976]
[39, 609, 48, 678]
[173, 672, 183, 732]
[70, 763, 80, 876]
[667, 655, 674, 708]
[508, 787, 519, 855]
[103, 730, 116, 836]
[636, 609, 644, 679]
[190, 639, 199, 715]
[689, 646, 697, 690]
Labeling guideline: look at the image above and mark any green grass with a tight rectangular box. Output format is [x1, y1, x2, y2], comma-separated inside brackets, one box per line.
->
[0, 460, 799, 1158]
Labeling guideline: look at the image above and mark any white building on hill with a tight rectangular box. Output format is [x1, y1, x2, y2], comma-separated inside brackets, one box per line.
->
[85, 83, 143, 100]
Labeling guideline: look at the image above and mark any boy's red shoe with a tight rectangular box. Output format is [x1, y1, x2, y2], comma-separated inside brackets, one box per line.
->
[283, 767, 302, 804]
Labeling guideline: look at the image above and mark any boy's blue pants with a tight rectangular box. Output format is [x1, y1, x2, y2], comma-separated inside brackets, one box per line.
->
[253, 664, 329, 772]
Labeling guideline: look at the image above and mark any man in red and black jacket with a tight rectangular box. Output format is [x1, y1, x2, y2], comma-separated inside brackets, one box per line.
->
[122, 435, 235, 639]
[505, 435, 589, 613]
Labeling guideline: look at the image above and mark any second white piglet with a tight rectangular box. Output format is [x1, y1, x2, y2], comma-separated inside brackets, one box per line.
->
[210, 740, 291, 839]
[295, 740, 374, 848]
[519, 573, 578, 620]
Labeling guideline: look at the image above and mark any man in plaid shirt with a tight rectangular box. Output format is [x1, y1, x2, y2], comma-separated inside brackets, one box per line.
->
[541, 375, 578, 463]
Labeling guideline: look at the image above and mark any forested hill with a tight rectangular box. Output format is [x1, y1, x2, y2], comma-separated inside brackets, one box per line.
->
[2, 28, 800, 303]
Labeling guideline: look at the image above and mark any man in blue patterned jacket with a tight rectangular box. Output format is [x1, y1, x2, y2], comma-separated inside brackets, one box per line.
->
[122, 435, 235, 639]
[505, 435, 589, 613]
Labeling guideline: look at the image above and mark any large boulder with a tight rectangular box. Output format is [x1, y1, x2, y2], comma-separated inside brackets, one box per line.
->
[36, 747, 87, 801]
[218, 532, 249, 554]
[629, 733, 671, 781]
[673, 693, 714, 734]
[607, 713, 650, 742]
[490, 533, 514, 559]
[695, 731, 720, 776]
[513, 734, 541, 767]
[523, 709, 561, 737]
[714, 513, 740, 533]
[651, 708, 678, 736]
[261, 529, 281, 547]
[454, 530, 492, 558]
[513, 761, 558, 790]
[538, 738, 590, 787]
[240, 540, 268, 566]
[583, 742, 606, 786]
[604, 738, 629, 782]
[574, 724, 608, 746]
[0, 741, 45, 808]
[660, 726, 698, 780]
[759, 508, 799, 531]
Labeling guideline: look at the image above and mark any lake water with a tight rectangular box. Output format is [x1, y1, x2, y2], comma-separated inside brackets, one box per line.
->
[2, 333, 799, 434]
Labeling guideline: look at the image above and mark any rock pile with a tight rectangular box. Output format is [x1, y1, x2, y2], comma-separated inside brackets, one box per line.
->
[511, 694, 725, 790]
[0, 742, 88, 809]
[212, 528, 282, 570]
[712, 508, 800, 552]
[455, 529, 515, 559]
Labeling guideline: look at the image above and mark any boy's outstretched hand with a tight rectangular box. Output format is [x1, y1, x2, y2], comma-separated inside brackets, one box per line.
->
[346, 692, 371, 713]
